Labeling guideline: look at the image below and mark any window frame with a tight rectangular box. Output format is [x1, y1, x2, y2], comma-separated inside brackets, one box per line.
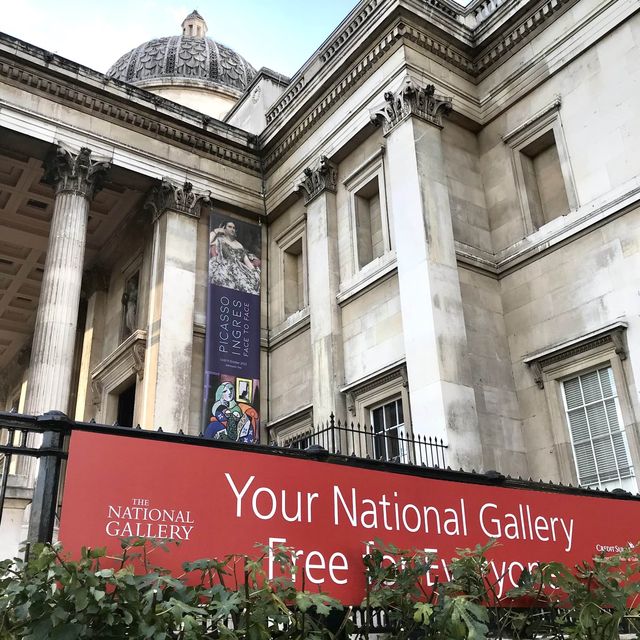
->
[559, 365, 636, 491]
[370, 396, 407, 462]
[274, 217, 308, 325]
[503, 98, 578, 234]
[343, 146, 392, 276]
[525, 324, 640, 491]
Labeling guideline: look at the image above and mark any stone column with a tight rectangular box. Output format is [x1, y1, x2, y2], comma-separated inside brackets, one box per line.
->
[26, 145, 109, 543]
[299, 157, 346, 424]
[25, 145, 110, 415]
[141, 180, 209, 432]
[371, 78, 481, 470]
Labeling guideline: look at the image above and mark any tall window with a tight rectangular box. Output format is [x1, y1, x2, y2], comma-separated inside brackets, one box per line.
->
[283, 237, 304, 316]
[354, 177, 384, 269]
[343, 147, 391, 275]
[518, 129, 570, 228]
[503, 99, 578, 234]
[562, 366, 636, 491]
[371, 398, 405, 462]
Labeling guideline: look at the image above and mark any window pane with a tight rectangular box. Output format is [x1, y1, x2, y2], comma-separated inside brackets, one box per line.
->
[372, 407, 384, 433]
[599, 367, 615, 397]
[580, 370, 601, 404]
[384, 402, 397, 429]
[586, 403, 608, 438]
[564, 377, 583, 410]
[567, 407, 589, 443]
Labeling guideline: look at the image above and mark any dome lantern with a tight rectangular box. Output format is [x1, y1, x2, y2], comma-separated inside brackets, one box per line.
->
[182, 10, 208, 38]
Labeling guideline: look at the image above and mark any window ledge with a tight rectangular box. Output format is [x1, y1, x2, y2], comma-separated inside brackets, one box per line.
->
[269, 307, 310, 348]
[337, 252, 397, 306]
[523, 321, 628, 388]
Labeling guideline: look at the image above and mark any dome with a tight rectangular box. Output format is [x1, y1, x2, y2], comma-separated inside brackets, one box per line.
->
[106, 11, 257, 94]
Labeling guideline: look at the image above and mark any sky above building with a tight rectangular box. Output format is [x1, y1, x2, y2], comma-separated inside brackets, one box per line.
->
[2, 1, 365, 78]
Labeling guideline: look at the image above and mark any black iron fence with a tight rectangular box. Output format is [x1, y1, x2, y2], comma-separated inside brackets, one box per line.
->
[0, 411, 67, 548]
[278, 415, 448, 469]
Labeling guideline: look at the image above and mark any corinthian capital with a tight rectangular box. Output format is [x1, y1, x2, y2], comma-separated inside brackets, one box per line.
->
[297, 156, 338, 205]
[43, 144, 111, 199]
[144, 179, 212, 221]
[370, 78, 452, 135]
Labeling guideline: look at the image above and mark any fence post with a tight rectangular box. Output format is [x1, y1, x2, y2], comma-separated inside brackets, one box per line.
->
[27, 410, 70, 544]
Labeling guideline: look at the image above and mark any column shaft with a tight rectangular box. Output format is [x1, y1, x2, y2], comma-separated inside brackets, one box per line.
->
[385, 115, 481, 469]
[141, 203, 199, 432]
[25, 192, 88, 415]
[306, 190, 346, 423]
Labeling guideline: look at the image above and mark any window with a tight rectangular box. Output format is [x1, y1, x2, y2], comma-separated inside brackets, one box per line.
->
[343, 146, 391, 273]
[562, 367, 635, 491]
[283, 238, 304, 316]
[519, 129, 570, 227]
[371, 397, 406, 462]
[524, 322, 639, 492]
[354, 177, 384, 269]
[503, 98, 578, 233]
[275, 218, 307, 323]
[343, 363, 412, 461]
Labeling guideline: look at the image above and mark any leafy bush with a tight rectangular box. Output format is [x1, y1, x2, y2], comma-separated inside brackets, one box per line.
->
[1, 539, 639, 640]
[0, 539, 345, 640]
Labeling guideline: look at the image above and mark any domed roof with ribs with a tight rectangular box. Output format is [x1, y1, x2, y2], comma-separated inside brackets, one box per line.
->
[107, 11, 256, 93]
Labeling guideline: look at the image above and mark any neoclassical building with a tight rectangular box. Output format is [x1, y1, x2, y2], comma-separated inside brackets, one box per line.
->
[0, 0, 639, 552]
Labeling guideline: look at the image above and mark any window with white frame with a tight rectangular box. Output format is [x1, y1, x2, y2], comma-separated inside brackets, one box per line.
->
[561, 366, 636, 492]
[524, 322, 639, 493]
[371, 397, 406, 462]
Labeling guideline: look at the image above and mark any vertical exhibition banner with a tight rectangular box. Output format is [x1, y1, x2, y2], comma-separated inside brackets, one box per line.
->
[203, 214, 261, 443]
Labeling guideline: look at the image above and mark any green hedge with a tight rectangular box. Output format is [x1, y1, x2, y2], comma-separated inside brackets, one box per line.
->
[0, 539, 639, 640]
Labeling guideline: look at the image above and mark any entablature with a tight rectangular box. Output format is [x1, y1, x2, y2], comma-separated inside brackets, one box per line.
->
[0, 33, 261, 175]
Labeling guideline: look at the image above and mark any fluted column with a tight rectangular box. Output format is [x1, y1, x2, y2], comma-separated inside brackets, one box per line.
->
[25, 145, 110, 415]
[26, 145, 109, 544]
[141, 179, 210, 432]
[371, 78, 481, 470]
[299, 157, 346, 424]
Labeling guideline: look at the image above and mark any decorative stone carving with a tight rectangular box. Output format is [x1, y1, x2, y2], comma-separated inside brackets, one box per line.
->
[42, 145, 111, 199]
[132, 341, 146, 380]
[144, 179, 211, 221]
[91, 379, 103, 407]
[297, 156, 338, 204]
[90, 330, 147, 414]
[107, 29, 256, 92]
[121, 272, 139, 338]
[524, 322, 628, 389]
[370, 78, 453, 135]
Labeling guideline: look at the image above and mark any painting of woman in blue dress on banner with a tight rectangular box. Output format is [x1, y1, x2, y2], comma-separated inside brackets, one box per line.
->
[203, 213, 261, 443]
[204, 378, 259, 443]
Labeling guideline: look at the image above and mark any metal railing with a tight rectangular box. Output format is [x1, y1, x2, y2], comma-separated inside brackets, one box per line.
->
[280, 415, 448, 469]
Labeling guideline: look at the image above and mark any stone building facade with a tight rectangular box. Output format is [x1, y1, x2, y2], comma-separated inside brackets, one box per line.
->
[0, 0, 639, 553]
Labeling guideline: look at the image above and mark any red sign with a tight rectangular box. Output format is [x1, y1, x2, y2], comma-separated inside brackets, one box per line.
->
[59, 430, 640, 604]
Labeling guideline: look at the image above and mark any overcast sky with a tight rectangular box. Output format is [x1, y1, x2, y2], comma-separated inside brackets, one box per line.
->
[1, 1, 368, 77]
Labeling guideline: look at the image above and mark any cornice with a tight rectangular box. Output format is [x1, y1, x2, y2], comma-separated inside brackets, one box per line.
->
[0, 37, 261, 174]
[260, 0, 586, 171]
[261, 23, 407, 171]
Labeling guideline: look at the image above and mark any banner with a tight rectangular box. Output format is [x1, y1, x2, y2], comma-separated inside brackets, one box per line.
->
[59, 430, 640, 604]
[203, 214, 261, 443]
